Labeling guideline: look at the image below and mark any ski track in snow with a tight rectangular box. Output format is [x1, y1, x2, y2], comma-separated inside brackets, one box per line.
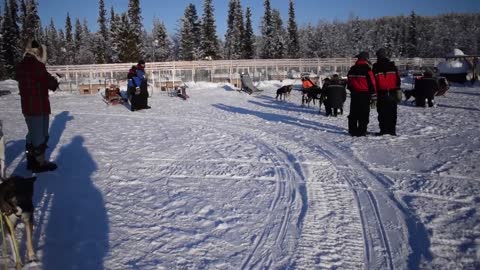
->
[1, 80, 479, 269]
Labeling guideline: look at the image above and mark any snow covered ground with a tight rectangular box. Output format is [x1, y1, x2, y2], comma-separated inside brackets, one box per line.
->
[0, 78, 479, 270]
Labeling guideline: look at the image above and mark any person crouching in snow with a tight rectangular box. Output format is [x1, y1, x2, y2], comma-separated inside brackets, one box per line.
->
[15, 40, 59, 173]
[414, 70, 439, 108]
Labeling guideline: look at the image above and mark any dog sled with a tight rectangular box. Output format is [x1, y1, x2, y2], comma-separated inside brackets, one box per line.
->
[240, 74, 263, 94]
[101, 84, 125, 105]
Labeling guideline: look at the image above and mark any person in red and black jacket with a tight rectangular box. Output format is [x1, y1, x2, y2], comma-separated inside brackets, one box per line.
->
[347, 51, 377, 137]
[15, 40, 59, 172]
[372, 48, 401, 136]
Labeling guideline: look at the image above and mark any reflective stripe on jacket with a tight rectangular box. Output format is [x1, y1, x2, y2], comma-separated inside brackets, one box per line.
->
[372, 59, 401, 91]
[347, 60, 376, 94]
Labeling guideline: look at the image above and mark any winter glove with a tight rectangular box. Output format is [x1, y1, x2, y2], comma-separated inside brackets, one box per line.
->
[48, 75, 59, 91]
[135, 87, 141, 95]
[370, 93, 377, 109]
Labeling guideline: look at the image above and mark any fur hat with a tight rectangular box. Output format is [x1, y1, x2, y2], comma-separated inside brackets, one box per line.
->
[355, 51, 369, 60]
[24, 39, 47, 64]
[376, 48, 387, 59]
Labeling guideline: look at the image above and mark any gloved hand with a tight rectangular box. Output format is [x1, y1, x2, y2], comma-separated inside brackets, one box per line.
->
[370, 93, 377, 109]
[135, 87, 140, 95]
[48, 77, 59, 91]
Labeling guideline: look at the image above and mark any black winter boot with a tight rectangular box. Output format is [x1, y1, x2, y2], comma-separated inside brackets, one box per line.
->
[26, 143, 36, 170]
[28, 147, 57, 173]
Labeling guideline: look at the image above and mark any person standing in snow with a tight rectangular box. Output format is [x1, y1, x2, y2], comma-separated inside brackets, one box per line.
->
[372, 48, 401, 136]
[127, 65, 140, 111]
[16, 40, 59, 172]
[135, 60, 151, 110]
[347, 51, 377, 137]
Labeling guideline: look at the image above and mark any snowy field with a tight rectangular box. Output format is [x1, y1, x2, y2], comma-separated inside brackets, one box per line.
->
[0, 78, 479, 270]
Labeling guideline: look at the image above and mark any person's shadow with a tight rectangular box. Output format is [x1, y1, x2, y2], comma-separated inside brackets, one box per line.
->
[35, 135, 109, 270]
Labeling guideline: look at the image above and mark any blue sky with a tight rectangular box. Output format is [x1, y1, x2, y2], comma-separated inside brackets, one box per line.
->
[32, 0, 480, 37]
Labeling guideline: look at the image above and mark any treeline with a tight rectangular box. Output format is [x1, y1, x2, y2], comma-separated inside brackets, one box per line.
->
[1, 0, 479, 79]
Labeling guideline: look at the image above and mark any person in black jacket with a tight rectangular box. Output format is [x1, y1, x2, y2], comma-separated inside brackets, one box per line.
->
[323, 74, 347, 117]
[414, 70, 439, 107]
[347, 51, 377, 136]
[372, 48, 401, 136]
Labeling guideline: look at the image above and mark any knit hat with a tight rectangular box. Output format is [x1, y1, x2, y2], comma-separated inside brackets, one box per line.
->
[376, 48, 387, 59]
[355, 51, 369, 60]
[24, 39, 47, 64]
[138, 60, 145, 65]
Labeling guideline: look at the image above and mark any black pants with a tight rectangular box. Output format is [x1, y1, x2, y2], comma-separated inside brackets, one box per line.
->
[348, 92, 370, 136]
[377, 91, 398, 135]
[129, 86, 149, 111]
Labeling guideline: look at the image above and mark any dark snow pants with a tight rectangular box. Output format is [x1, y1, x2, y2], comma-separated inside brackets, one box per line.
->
[377, 91, 398, 135]
[348, 92, 370, 136]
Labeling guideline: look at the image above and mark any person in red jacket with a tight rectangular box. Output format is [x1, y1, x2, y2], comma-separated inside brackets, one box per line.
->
[16, 40, 59, 172]
[372, 48, 401, 136]
[347, 51, 377, 136]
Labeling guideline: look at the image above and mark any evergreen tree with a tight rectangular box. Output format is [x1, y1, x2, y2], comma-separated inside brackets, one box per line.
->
[96, 0, 109, 63]
[243, 7, 255, 59]
[117, 13, 136, 62]
[64, 13, 74, 64]
[271, 9, 285, 59]
[127, 0, 143, 61]
[45, 19, 59, 64]
[20, 0, 41, 45]
[179, 4, 201, 61]
[109, 7, 120, 63]
[260, 0, 274, 59]
[78, 19, 95, 64]
[73, 18, 83, 64]
[201, 0, 219, 59]
[2, 0, 21, 77]
[406, 10, 418, 57]
[286, 0, 299, 58]
[224, 0, 244, 59]
[152, 18, 172, 61]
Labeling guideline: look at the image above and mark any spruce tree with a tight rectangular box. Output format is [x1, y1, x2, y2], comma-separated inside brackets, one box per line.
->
[179, 4, 201, 61]
[286, 0, 299, 58]
[45, 19, 59, 64]
[224, 0, 244, 59]
[407, 10, 418, 57]
[109, 7, 120, 63]
[127, 0, 143, 61]
[2, 0, 21, 77]
[152, 19, 172, 61]
[201, 0, 219, 59]
[243, 7, 255, 59]
[271, 9, 285, 59]
[65, 13, 74, 64]
[260, 0, 274, 59]
[96, 0, 108, 63]
[117, 13, 136, 62]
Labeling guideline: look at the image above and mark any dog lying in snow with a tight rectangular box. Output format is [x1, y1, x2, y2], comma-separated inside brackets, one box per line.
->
[275, 85, 293, 100]
[0, 176, 38, 266]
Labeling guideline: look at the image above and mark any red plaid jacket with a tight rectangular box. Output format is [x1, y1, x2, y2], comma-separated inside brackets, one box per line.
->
[15, 54, 57, 115]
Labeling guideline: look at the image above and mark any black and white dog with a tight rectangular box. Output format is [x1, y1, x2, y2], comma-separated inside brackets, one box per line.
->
[275, 85, 293, 100]
[0, 176, 38, 266]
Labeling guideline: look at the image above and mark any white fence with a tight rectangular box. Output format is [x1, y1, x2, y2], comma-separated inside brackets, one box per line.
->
[47, 58, 442, 94]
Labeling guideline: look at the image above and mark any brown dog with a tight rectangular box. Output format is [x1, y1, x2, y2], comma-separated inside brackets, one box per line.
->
[0, 176, 37, 266]
[275, 85, 293, 100]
